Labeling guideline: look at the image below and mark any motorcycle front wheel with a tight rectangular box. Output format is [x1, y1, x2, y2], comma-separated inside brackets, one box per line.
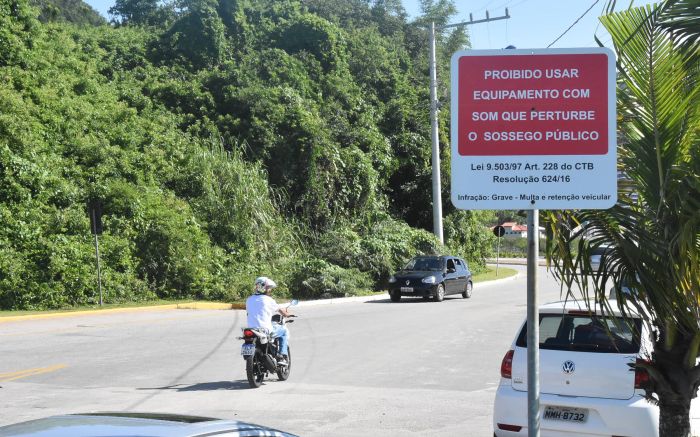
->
[276, 346, 291, 381]
[246, 354, 265, 388]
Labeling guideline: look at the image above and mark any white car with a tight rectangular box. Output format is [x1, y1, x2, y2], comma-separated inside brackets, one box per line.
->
[493, 300, 699, 436]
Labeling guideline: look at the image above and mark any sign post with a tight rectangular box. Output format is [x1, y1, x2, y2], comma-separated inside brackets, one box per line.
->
[89, 199, 104, 307]
[493, 225, 505, 276]
[526, 209, 540, 437]
[450, 48, 616, 437]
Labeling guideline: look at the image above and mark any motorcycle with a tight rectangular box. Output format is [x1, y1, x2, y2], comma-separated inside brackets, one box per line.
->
[240, 299, 298, 388]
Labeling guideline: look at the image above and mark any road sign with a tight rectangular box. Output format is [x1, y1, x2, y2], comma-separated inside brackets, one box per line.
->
[450, 48, 617, 210]
[493, 225, 506, 238]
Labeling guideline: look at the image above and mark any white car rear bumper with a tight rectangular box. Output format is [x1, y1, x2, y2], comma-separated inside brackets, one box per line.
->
[493, 382, 658, 437]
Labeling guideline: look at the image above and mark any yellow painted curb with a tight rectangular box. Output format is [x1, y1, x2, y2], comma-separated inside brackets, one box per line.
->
[0, 302, 243, 324]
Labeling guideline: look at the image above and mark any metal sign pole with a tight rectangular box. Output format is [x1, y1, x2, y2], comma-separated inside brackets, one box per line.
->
[91, 208, 103, 307]
[527, 209, 540, 437]
[496, 236, 501, 277]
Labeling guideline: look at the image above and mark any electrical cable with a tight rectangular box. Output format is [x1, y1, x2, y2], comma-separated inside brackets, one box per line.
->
[474, 0, 501, 13]
[547, 0, 601, 48]
[593, 0, 608, 36]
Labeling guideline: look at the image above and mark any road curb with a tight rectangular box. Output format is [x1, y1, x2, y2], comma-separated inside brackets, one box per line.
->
[0, 302, 241, 324]
[478, 270, 523, 287]
[0, 271, 521, 322]
[486, 258, 547, 266]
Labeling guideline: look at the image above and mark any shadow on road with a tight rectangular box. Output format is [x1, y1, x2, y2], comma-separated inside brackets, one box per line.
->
[365, 297, 463, 304]
[137, 380, 251, 391]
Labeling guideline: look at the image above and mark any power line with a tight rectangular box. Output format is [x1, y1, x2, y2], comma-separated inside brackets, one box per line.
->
[593, 0, 608, 37]
[547, 0, 601, 48]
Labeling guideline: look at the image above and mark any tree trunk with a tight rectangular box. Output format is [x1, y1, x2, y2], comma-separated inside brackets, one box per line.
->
[653, 339, 699, 437]
[658, 396, 691, 437]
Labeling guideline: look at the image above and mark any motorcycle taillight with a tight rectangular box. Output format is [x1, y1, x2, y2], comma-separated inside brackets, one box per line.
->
[243, 329, 254, 338]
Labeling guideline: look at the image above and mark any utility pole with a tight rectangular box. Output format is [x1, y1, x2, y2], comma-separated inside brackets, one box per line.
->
[428, 9, 511, 245]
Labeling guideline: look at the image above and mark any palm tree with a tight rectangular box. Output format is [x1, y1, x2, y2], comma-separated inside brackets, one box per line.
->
[658, 0, 700, 50]
[543, 1, 700, 436]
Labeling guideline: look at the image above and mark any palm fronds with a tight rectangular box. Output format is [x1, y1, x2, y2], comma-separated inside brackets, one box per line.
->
[545, 2, 700, 342]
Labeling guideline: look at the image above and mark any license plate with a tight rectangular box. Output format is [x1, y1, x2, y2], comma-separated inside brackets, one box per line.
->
[543, 406, 588, 423]
[241, 343, 255, 356]
[400, 287, 413, 292]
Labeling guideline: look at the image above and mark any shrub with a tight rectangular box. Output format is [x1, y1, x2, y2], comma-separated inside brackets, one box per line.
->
[287, 257, 373, 299]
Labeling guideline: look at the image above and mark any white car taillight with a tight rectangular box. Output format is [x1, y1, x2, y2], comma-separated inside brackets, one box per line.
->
[500, 350, 514, 379]
[635, 358, 651, 389]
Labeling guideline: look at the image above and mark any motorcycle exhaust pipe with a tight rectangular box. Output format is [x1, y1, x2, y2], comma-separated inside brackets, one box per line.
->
[262, 354, 277, 372]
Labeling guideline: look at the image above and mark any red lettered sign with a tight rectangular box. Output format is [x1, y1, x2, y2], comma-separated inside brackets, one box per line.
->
[450, 48, 617, 211]
[456, 52, 609, 156]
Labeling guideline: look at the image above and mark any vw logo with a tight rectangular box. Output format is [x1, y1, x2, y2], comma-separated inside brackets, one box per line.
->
[405, 280, 410, 286]
[562, 360, 576, 374]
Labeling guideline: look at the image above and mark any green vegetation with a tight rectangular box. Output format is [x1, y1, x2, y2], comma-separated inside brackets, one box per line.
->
[0, 0, 497, 310]
[29, 0, 105, 25]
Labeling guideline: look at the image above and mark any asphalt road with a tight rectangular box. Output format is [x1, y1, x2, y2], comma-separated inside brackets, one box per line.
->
[0, 265, 569, 436]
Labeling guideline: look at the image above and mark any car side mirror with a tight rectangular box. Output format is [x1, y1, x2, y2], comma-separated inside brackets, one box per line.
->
[447, 268, 456, 273]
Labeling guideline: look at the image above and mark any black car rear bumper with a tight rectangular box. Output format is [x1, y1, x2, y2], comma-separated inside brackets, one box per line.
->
[389, 284, 438, 297]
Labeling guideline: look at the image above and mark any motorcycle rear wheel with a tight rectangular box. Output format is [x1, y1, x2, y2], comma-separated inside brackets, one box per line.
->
[246, 354, 265, 388]
[276, 346, 291, 381]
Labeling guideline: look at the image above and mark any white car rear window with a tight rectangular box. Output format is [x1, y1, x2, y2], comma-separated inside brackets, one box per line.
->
[516, 314, 641, 354]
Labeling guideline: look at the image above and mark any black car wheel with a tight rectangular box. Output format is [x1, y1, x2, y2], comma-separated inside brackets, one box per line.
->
[434, 284, 445, 302]
[390, 291, 401, 302]
[462, 281, 473, 298]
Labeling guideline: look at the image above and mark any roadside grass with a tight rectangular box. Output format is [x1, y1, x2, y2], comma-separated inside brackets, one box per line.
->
[0, 267, 519, 316]
[473, 266, 518, 283]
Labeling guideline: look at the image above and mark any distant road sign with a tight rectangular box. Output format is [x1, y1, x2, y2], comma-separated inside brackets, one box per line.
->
[493, 225, 506, 238]
[450, 48, 617, 210]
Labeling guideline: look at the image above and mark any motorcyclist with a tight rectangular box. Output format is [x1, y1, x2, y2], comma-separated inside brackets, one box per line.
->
[245, 277, 291, 365]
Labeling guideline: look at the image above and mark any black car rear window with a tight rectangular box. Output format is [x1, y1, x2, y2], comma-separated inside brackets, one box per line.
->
[515, 313, 641, 354]
[404, 257, 443, 271]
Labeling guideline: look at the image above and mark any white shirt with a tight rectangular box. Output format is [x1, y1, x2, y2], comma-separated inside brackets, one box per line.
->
[245, 294, 280, 331]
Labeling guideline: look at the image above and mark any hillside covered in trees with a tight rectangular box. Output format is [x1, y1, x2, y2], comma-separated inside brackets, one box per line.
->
[0, 0, 496, 310]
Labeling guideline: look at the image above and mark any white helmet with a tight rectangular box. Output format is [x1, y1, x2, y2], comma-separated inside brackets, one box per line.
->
[254, 276, 277, 294]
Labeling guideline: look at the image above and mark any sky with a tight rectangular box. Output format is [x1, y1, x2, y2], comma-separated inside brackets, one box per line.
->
[402, 0, 657, 49]
[83, 0, 657, 50]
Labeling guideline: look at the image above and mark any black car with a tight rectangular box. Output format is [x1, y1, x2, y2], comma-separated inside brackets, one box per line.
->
[388, 255, 473, 302]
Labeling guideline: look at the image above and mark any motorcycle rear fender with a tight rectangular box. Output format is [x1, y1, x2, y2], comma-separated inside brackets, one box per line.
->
[242, 327, 269, 344]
